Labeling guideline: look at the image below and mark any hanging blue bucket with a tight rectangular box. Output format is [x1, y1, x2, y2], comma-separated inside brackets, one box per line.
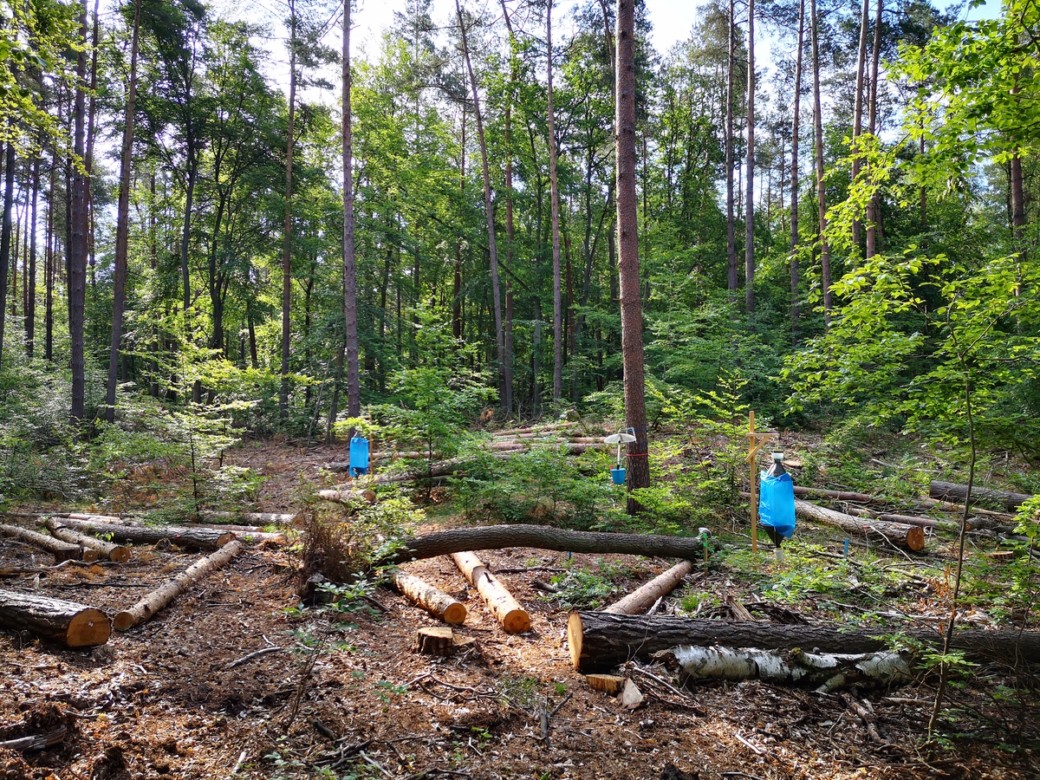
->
[610, 467, 627, 485]
[349, 435, 370, 478]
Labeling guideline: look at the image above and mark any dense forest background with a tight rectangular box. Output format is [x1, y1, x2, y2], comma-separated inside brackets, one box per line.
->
[0, 0, 1037, 503]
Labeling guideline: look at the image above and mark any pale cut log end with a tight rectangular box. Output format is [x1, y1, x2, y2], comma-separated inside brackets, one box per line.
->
[442, 602, 468, 625]
[109, 547, 132, 563]
[585, 673, 625, 694]
[501, 609, 531, 634]
[81, 548, 101, 563]
[113, 611, 137, 632]
[906, 527, 925, 552]
[215, 532, 235, 547]
[67, 608, 112, 647]
[567, 611, 584, 670]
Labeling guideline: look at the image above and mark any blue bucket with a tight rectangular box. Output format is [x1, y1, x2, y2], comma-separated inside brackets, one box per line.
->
[610, 467, 627, 485]
[349, 435, 370, 478]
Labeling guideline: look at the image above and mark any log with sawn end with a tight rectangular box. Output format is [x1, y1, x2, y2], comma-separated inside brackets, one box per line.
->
[390, 570, 467, 624]
[114, 540, 244, 630]
[316, 488, 377, 506]
[379, 525, 704, 567]
[0, 588, 111, 647]
[930, 480, 1032, 513]
[44, 519, 131, 562]
[565, 611, 1040, 672]
[838, 505, 965, 533]
[0, 523, 99, 562]
[603, 560, 693, 615]
[794, 501, 926, 552]
[451, 551, 530, 633]
[44, 517, 234, 550]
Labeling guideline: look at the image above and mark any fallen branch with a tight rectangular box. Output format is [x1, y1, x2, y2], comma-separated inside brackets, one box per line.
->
[0, 523, 98, 562]
[603, 561, 693, 615]
[226, 645, 285, 669]
[0, 725, 68, 752]
[316, 488, 377, 506]
[793, 486, 875, 503]
[452, 551, 530, 633]
[114, 540, 244, 630]
[566, 611, 1040, 672]
[0, 589, 111, 648]
[379, 525, 704, 567]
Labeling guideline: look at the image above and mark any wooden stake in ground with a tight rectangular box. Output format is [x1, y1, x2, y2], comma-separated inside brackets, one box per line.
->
[0, 523, 99, 562]
[44, 519, 131, 562]
[795, 500, 926, 552]
[0, 589, 111, 648]
[114, 540, 243, 631]
[566, 611, 1040, 672]
[390, 570, 467, 624]
[451, 552, 530, 633]
[603, 560, 693, 615]
[46, 517, 234, 550]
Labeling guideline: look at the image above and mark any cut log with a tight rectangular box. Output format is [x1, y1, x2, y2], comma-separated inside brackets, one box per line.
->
[316, 488, 378, 506]
[44, 519, 131, 562]
[390, 570, 467, 624]
[603, 561, 693, 615]
[416, 626, 455, 656]
[46, 518, 234, 550]
[793, 486, 875, 503]
[794, 501, 926, 552]
[565, 611, 1040, 672]
[585, 674, 625, 694]
[451, 551, 530, 633]
[0, 524, 99, 562]
[380, 525, 704, 567]
[664, 645, 913, 692]
[930, 480, 1032, 512]
[839, 505, 964, 533]
[114, 540, 244, 631]
[914, 496, 1014, 520]
[0, 589, 111, 648]
[198, 510, 302, 526]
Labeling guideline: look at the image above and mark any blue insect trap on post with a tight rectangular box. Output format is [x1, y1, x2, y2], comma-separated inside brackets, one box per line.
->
[603, 429, 637, 486]
[349, 435, 370, 478]
[759, 451, 796, 558]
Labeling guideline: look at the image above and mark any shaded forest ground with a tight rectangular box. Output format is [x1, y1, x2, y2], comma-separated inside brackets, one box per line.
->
[2, 439, 1040, 779]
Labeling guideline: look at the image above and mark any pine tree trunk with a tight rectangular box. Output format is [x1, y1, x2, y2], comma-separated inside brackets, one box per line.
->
[851, 0, 869, 249]
[25, 150, 38, 358]
[864, 0, 883, 259]
[725, 0, 737, 292]
[0, 142, 14, 370]
[280, 9, 298, 421]
[342, 0, 360, 419]
[789, 0, 804, 340]
[615, 0, 649, 511]
[45, 151, 55, 361]
[548, 0, 564, 401]
[70, 0, 89, 421]
[105, 0, 140, 423]
[744, 0, 756, 313]
[810, 0, 831, 320]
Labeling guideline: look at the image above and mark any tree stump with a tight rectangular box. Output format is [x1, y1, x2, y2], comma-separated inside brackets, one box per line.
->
[416, 626, 455, 656]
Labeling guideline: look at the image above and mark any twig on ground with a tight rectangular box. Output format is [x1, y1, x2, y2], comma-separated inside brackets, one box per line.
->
[230, 750, 247, 776]
[226, 645, 285, 669]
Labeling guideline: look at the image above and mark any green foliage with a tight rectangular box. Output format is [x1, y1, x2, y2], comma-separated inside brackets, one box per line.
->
[545, 567, 617, 609]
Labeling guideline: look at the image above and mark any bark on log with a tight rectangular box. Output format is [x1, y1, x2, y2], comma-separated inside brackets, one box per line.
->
[793, 486, 876, 503]
[451, 551, 530, 633]
[566, 611, 1040, 672]
[47, 518, 234, 550]
[390, 570, 467, 624]
[317, 488, 377, 505]
[380, 525, 704, 567]
[603, 561, 693, 615]
[0, 589, 111, 647]
[416, 626, 455, 656]
[914, 496, 1013, 520]
[665, 645, 913, 692]
[44, 519, 131, 562]
[930, 480, 1032, 512]
[199, 511, 302, 526]
[795, 500, 926, 552]
[0, 524, 99, 562]
[839, 505, 964, 533]
[114, 540, 244, 630]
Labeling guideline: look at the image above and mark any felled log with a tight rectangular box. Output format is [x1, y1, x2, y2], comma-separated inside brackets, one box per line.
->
[795, 500, 926, 552]
[839, 505, 964, 533]
[0, 589, 111, 648]
[793, 486, 875, 503]
[316, 488, 378, 506]
[114, 540, 244, 630]
[0, 524, 99, 562]
[44, 519, 131, 562]
[451, 551, 530, 633]
[0, 725, 68, 752]
[47, 518, 234, 550]
[379, 525, 704, 567]
[199, 510, 302, 526]
[663, 645, 913, 692]
[391, 570, 467, 624]
[915, 496, 1013, 520]
[930, 480, 1032, 512]
[565, 611, 1040, 672]
[416, 626, 455, 656]
[603, 561, 693, 615]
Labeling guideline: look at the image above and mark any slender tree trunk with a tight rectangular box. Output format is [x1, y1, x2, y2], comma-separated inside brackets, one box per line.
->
[616, 0, 649, 512]
[105, 0, 140, 423]
[810, 0, 831, 319]
[790, 0, 804, 341]
[342, 0, 360, 419]
[280, 10, 298, 420]
[725, 0, 737, 292]
[25, 150, 39, 358]
[548, 0, 563, 401]
[744, 0, 756, 313]
[851, 0, 869, 249]
[45, 153, 54, 361]
[499, 1, 517, 416]
[0, 142, 14, 370]
[453, 112, 465, 342]
[69, 1, 89, 421]
[456, 0, 508, 413]
[85, 0, 99, 291]
[864, 0, 882, 259]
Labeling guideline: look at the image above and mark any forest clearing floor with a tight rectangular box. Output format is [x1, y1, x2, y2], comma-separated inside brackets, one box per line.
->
[2, 439, 1040, 779]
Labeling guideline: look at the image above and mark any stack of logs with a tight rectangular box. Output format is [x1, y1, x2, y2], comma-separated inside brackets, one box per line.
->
[0, 510, 296, 649]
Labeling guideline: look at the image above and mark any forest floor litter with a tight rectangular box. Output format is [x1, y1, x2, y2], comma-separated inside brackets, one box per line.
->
[2, 440, 1038, 779]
